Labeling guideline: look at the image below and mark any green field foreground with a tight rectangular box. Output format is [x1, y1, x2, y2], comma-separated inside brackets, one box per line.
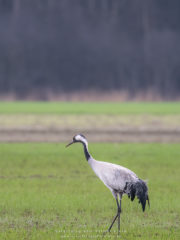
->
[0, 101, 180, 115]
[0, 143, 179, 239]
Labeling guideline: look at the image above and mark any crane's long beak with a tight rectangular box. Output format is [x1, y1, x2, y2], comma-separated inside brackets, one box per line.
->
[66, 141, 74, 148]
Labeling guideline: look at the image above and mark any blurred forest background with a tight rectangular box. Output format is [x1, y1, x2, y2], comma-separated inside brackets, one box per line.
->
[0, 0, 179, 100]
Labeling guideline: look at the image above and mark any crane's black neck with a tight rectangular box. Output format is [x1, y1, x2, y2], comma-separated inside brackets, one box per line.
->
[82, 142, 91, 161]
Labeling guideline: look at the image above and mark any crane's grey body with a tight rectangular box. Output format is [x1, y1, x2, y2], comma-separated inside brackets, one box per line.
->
[88, 158, 137, 194]
[66, 134, 150, 234]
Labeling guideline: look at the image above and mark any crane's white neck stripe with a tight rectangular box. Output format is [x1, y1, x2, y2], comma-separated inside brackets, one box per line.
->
[75, 135, 88, 145]
[74, 134, 90, 161]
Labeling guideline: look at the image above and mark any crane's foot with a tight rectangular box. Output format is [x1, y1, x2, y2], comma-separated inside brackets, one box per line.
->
[102, 230, 109, 237]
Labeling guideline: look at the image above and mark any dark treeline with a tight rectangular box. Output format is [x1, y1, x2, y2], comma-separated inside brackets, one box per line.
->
[0, 0, 180, 100]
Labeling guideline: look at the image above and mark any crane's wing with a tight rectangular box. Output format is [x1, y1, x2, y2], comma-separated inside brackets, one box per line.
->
[91, 160, 138, 191]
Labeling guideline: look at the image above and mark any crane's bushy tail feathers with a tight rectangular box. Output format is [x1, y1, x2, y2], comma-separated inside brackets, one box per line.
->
[124, 179, 149, 212]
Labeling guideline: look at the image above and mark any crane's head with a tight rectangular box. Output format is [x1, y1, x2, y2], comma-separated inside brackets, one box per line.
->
[66, 134, 88, 147]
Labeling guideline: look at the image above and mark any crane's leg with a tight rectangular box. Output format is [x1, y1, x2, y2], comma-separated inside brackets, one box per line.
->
[117, 194, 122, 234]
[108, 198, 120, 233]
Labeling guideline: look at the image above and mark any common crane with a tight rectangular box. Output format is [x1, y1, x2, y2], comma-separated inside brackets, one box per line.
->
[66, 134, 150, 234]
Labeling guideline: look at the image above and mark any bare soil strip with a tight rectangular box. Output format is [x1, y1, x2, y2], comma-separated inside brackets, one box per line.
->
[0, 129, 180, 142]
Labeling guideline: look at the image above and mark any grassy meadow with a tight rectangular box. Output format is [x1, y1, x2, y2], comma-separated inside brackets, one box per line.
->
[0, 101, 179, 239]
[0, 101, 180, 115]
[0, 143, 179, 239]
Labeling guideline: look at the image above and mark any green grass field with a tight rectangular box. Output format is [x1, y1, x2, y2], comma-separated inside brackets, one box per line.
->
[0, 102, 180, 114]
[0, 143, 179, 239]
